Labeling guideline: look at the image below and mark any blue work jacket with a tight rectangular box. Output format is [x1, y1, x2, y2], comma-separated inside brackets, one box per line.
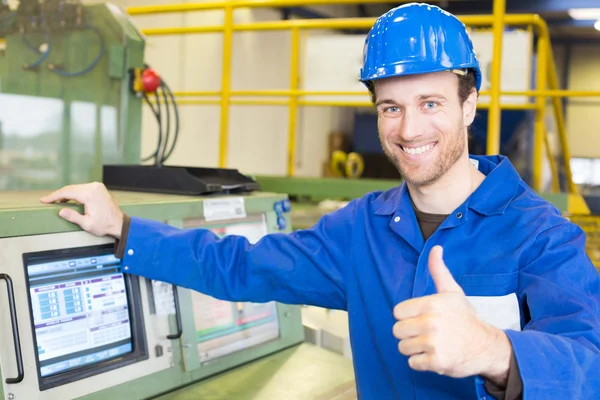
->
[122, 155, 600, 399]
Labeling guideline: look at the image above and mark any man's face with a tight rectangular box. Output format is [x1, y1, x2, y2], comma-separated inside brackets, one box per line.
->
[373, 72, 476, 187]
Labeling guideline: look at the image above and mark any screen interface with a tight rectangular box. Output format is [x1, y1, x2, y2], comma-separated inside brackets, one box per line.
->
[24, 248, 133, 378]
[193, 294, 280, 363]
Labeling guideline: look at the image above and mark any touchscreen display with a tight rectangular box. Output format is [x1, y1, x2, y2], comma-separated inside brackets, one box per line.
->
[24, 247, 133, 377]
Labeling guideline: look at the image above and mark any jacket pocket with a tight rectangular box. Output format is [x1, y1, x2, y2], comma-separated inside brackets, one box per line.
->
[456, 272, 522, 331]
[456, 271, 518, 295]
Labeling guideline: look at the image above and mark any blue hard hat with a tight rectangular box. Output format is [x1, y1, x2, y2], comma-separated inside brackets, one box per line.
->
[360, 3, 482, 92]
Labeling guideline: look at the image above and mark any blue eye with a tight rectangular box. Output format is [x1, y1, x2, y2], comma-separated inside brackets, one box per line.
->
[424, 101, 437, 109]
[385, 106, 400, 113]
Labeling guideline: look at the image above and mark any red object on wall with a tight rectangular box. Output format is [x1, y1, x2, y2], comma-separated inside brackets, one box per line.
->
[141, 68, 161, 93]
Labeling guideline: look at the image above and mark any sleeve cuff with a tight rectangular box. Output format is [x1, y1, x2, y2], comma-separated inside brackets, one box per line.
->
[483, 349, 523, 400]
[114, 214, 131, 259]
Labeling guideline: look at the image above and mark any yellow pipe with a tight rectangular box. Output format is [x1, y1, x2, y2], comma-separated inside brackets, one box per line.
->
[128, 2, 225, 15]
[298, 100, 372, 107]
[141, 26, 223, 36]
[166, 99, 539, 110]
[485, 103, 538, 110]
[533, 19, 549, 192]
[219, 5, 234, 168]
[547, 44, 577, 193]
[139, 14, 551, 36]
[232, 99, 289, 105]
[173, 91, 222, 97]
[233, 14, 538, 31]
[486, 0, 506, 155]
[287, 28, 300, 176]
[234, 18, 376, 31]
[154, 99, 289, 105]
[544, 130, 560, 193]
[500, 90, 600, 97]
[235, 90, 368, 96]
[127, 0, 403, 15]
[168, 99, 221, 105]
[173, 89, 600, 98]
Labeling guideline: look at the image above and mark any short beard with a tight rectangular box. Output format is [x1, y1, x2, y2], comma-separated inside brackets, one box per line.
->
[381, 128, 465, 187]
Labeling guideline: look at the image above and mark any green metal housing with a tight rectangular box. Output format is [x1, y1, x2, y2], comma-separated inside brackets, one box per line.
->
[0, 3, 144, 190]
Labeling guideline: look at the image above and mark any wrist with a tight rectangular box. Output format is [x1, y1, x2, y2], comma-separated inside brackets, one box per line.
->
[480, 325, 512, 387]
[109, 211, 124, 239]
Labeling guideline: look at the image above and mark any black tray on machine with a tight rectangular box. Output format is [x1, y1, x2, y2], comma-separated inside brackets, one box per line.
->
[102, 164, 261, 196]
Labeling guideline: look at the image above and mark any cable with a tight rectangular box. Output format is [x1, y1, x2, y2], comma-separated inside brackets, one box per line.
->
[137, 65, 180, 166]
[159, 80, 180, 163]
[49, 25, 104, 77]
[141, 91, 163, 163]
[156, 83, 170, 166]
[153, 89, 163, 166]
[22, 31, 51, 69]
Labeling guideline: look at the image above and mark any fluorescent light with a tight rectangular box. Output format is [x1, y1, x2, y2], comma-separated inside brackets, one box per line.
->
[596, 20, 600, 31]
[568, 8, 600, 20]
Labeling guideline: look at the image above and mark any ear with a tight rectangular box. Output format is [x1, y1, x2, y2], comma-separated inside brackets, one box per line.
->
[463, 88, 478, 126]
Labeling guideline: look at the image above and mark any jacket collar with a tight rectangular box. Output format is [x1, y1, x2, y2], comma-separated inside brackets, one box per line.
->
[372, 155, 521, 217]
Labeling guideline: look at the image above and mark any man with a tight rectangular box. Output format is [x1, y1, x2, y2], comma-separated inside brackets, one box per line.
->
[41, 3, 600, 400]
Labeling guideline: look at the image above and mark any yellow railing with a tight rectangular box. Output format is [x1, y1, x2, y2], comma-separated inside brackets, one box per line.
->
[127, 0, 599, 193]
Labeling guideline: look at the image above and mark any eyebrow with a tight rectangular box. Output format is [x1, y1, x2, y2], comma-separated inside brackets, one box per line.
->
[375, 98, 395, 107]
[375, 93, 447, 107]
[417, 93, 447, 101]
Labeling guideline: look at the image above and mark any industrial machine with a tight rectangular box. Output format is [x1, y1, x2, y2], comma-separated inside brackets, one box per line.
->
[0, 190, 356, 399]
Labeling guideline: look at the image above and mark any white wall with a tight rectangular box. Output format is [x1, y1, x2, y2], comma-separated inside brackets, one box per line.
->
[113, 0, 361, 177]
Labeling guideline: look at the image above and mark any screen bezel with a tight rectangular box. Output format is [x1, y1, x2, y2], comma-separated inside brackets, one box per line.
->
[22, 243, 149, 391]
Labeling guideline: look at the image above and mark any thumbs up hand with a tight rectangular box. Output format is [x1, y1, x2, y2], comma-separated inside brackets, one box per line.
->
[392, 246, 512, 385]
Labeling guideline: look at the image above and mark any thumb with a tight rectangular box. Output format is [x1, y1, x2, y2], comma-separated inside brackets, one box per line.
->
[59, 208, 89, 230]
[428, 245, 463, 294]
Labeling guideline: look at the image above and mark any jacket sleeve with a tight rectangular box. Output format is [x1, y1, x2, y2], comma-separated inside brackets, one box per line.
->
[119, 201, 358, 310]
[504, 220, 600, 398]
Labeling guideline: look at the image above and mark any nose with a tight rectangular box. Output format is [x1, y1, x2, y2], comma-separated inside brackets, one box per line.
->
[397, 108, 423, 142]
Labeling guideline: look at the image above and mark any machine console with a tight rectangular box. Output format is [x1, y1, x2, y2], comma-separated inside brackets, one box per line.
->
[23, 244, 147, 390]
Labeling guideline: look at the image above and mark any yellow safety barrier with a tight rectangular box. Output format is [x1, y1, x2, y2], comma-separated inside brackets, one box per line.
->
[127, 0, 600, 193]
[567, 215, 600, 270]
[487, 0, 506, 156]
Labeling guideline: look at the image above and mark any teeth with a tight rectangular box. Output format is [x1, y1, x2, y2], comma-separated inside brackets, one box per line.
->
[401, 143, 434, 155]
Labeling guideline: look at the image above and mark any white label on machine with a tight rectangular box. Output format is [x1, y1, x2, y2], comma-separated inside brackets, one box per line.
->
[152, 280, 176, 316]
[203, 197, 247, 222]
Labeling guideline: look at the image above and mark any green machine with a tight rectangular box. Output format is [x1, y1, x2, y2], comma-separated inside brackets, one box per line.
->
[0, 0, 145, 190]
[0, 190, 356, 399]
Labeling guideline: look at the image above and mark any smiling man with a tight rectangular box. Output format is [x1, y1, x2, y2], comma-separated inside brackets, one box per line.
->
[41, 3, 600, 400]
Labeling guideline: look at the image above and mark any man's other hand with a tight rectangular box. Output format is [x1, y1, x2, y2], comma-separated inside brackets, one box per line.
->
[392, 245, 511, 386]
[40, 182, 124, 239]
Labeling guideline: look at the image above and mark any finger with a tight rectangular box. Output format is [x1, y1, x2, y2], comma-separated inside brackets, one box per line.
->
[398, 336, 433, 357]
[58, 208, 89, 229]
[408, 353, 439, 374]
[393, 297, 430, 320]
[40, 186, 88, 205]
[428, 245, 463, 294]
[393, 317, 429, 339]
